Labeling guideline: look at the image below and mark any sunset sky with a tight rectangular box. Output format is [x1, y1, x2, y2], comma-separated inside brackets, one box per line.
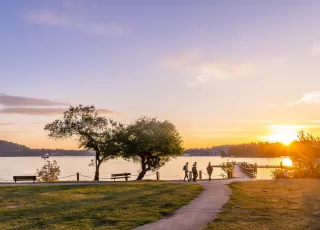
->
[1, 0, 320, 149]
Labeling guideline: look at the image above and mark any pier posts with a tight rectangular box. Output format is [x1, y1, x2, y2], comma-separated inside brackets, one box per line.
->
[77, 172, 79, 181]
[254, 163, 257, 177]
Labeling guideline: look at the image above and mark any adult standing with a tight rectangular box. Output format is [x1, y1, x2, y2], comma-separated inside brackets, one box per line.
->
[206, 162, 213, 180]
[192, 162, 198, 182]
[183, 162, 189, 181]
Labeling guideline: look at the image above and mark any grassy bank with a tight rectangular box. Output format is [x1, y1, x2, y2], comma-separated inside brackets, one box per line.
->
[0, 182, 202, 229]
[206, 179, 320, 230]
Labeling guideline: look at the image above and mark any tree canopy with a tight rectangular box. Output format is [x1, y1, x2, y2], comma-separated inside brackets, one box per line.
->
[289, 131, 320, 177]
[44, 105, 124, 181]
[120, 117, 184, 180]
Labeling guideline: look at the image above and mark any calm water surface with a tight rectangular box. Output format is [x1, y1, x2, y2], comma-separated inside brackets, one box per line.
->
[0, 156, 289, 182]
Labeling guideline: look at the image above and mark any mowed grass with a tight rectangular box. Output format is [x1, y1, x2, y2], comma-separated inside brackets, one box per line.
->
[0, 182, 203, 230]
[206, 179, 320, 230]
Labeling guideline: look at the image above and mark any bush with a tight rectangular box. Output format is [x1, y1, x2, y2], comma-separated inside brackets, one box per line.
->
[290, 167, 320, 178]
[288, 131, 320, 178]
[271, 169, 289, 179]
[37, 160, 61, 182]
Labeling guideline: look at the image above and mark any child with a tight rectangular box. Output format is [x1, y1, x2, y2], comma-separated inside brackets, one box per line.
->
[188, 171, 193, 181]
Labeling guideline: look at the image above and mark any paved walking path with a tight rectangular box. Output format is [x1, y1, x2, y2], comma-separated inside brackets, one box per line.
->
[133, 178, 253, 230]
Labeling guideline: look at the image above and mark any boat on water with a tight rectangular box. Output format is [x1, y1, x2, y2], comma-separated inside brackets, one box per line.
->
[41, 153, 50, 159]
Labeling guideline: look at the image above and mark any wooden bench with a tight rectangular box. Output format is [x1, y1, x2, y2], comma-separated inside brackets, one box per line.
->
[13, 176, 36, 183]
[111, 173, 131, 181]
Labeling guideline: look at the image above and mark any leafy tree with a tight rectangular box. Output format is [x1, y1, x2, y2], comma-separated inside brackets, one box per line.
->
[121, 117, 184, 180]
[290, 131, 320, 178]
[44, 105, 124, 181]
[37, 160, 60, 182]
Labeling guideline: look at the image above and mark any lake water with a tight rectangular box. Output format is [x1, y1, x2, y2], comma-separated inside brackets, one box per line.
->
[0, 156, 289, 182]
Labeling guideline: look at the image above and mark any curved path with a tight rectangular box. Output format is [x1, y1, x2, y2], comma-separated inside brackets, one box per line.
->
[133, 178, 253, 230]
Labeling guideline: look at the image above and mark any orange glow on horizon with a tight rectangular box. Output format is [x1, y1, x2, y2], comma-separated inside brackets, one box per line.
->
[261, 125, 299, 145]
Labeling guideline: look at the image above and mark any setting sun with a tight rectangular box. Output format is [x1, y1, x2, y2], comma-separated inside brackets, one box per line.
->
[261, 125, 299, 145]
[282, 158, 293, 166]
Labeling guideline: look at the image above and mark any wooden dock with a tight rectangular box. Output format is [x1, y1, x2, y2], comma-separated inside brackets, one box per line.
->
[198, 161, 295, 179]
[235, 161, 295, 178]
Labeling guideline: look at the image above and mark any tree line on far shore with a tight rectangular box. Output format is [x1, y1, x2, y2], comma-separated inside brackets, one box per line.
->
[228, 142, 293, 158]
[186, 141, 320, 158]
[44, 105, 184, 181]
[229, 137, 320, 159]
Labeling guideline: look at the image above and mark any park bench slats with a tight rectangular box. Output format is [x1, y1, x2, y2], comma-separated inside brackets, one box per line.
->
[111, 173, 131, 181]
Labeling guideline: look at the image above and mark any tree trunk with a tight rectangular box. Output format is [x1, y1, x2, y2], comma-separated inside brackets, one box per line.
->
[137, 161, 148, 180]
[137, 169, 147, 180]
[94, 165, 100, 181]
[94, 159, 101, 181]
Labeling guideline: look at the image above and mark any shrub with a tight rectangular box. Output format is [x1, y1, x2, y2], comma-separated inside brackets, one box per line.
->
[271, 169, 289, 179]
[289, 166, 320, 178]
[37, 160, 61, 182]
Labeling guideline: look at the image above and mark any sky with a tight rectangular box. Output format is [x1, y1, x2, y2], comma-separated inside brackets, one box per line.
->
[1, 0, 320, 149]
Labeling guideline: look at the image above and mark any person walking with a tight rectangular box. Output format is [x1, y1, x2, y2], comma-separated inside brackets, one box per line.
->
[183, 162, 189, 181]
[207, 162, 213, 180]
[192, 162, 198, 182]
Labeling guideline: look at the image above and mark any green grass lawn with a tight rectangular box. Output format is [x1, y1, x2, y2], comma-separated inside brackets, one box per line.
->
[0, 182, 202, 230]
[206, 179, 320, 230]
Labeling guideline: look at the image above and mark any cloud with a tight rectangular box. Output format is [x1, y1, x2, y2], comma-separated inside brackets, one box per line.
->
[290, 92, 320, 106]
[269, 124, 311, 129]
[0, 94, 67, 107]
[194, 133, 252, 138]
[311, 41, 320, 56]
[0, 107, 124, 116]
[235, 120, 274, 123]
[188, 127, 254, 132]
[25, 10, 128, 36]
[0, 123, 13, 126]
[164, 50, 254, 86]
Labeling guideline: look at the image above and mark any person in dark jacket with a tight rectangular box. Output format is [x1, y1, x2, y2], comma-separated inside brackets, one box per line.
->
[207, 162, 213, 180]
[183, 162, 189, 181]
[192, 162, 198, 182]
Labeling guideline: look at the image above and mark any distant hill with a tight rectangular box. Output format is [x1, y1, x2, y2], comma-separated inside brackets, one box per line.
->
[0, 140, 94, 157]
